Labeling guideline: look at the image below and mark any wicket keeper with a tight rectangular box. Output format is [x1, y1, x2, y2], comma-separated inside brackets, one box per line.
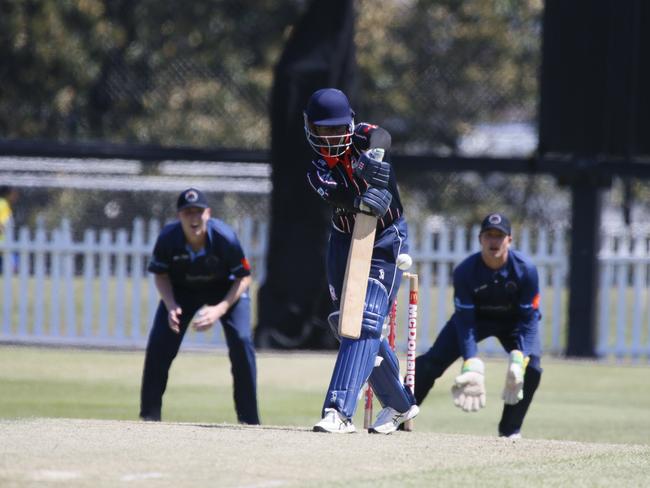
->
[304, 88, 418, 434]
[414, 213, 542, 438]
[140, 188, 260, 424]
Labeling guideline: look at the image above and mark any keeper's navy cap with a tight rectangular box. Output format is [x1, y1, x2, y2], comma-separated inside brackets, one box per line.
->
[177, 188, 209, 211]
[305, 88, 354, 126]
[480, 213, 511, 235]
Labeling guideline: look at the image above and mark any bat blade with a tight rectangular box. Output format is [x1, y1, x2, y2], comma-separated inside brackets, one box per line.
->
[338, 213, 377, 339]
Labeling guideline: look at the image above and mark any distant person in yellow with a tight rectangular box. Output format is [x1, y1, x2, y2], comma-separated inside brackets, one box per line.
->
[0, 186, 19, 272]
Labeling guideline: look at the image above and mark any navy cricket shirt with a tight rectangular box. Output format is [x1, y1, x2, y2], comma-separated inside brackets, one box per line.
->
[148, 218, 251, 305]
[451, 249, 540, 358]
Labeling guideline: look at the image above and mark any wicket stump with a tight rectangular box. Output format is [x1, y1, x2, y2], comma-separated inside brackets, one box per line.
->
[403, 272, 418, 431]
[362, 272, 418, 431]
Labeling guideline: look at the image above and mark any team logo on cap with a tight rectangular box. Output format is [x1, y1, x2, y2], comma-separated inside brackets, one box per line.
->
[185, 190, 199, 202]
[488, 214, 502, 224]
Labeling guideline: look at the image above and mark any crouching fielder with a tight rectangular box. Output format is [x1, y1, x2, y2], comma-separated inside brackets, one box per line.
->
[414, 213, 542, 438]
[304, 88, 418, 434]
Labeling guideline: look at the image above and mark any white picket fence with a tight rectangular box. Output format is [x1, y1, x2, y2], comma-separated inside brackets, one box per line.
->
[597, 231, 650, 360]
[0, 218, 267, 349]
[0, 218, 649, 360]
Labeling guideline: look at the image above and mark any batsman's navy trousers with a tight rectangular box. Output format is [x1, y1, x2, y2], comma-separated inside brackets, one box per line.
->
[140, 295, 259, 424]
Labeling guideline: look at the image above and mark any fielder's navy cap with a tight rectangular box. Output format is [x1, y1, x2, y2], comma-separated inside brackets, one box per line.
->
[480, 213, 511, 235]
[177, 188, 209, 211]
[305, 88, 354, 126]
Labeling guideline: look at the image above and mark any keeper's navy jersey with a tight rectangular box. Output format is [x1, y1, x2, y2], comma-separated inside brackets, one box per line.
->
[451, 249, 540, 358]
[148, 218, 251, 303]
[306, 123, 404, 233]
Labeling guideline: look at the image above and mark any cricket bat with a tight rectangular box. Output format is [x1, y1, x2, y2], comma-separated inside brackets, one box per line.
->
[338, 148, 385, 339]
[338, 213, 377, 339]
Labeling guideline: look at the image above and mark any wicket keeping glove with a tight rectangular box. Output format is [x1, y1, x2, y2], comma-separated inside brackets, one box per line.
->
[451, 357, 486, 412]
[353, 149, 390, 188]
[502, 350, 528, 405]
[355, 187, 392, 218]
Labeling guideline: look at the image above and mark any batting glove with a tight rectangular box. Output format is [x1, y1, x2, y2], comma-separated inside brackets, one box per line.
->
[353, 149, 390, 188]
[451, 357, 486, 412]
[355, 187, 392, 218]
[502, 350, 528, 405]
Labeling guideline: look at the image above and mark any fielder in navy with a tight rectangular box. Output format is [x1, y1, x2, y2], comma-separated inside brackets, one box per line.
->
[304, 87, 418, 434]
[414, 213, 542, 438]
[140, 188, 260, 424]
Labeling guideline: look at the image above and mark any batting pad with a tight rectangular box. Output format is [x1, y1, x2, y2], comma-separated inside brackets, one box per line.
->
[369, 339, 415, 414]
[322, 279, 389, 418]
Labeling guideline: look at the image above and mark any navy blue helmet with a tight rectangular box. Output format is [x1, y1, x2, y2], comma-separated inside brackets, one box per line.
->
[304, 88, 355, 157]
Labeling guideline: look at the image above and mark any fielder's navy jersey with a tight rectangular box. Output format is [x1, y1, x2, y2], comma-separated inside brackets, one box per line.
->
[306, 123, 404, 233]
[452, 249, 540, 358]
[148, 218, 251, 303]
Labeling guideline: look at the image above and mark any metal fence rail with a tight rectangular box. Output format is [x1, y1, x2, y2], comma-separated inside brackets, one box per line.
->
[1, 218, 649, 361]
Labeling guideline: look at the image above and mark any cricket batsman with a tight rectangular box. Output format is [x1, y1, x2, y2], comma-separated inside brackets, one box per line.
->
[304, 88, 418, 434]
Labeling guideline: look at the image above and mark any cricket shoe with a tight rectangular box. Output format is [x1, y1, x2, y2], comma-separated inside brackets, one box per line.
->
[368, 404, 419, 434]
[313, 408, 356, 434]
[499, 432, 522, 439]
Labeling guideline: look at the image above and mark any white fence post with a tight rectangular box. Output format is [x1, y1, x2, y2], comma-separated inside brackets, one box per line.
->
[98, 229, 111, 340]
[257, 220, 268, 285]
[419, 222, 433, 349]
[551, 228, 565, 354]
[630, 234, 645, 360]
[17, 226, 30, 337]
[82, 228, 96, 339]
[146, 219, 160, 337]
[436, 224, 451, 340]
[50, 226, 62, 338]
[114, 229, 128, 341]
[535, 228, 548, 352]
[131, 219, 144, 343]
[614, 234, 629, 359]
[597, 233, 614, 357]
[33, 221, 47, 336]
[62, 220, 76, 338]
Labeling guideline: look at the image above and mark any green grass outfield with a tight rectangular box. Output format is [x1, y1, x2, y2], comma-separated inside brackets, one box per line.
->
[1, 345, 649, 487]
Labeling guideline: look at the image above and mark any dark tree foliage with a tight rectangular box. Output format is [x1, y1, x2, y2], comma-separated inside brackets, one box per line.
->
[1, 0, 540, 152]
